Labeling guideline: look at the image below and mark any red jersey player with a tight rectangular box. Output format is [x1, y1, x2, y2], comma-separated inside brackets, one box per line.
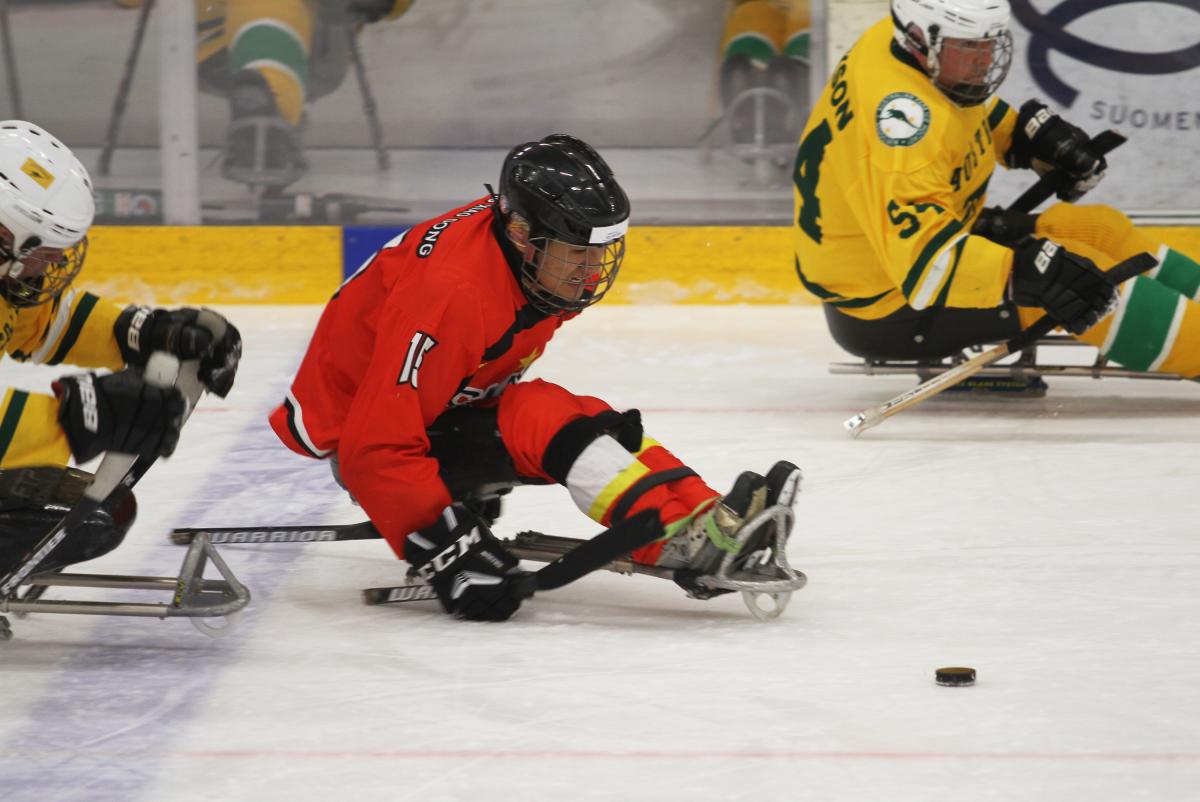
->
[270, 134, 799, 621]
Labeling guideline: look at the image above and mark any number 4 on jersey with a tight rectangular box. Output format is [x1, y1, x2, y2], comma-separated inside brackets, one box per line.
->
[793, 120, 832, 244]
[397, 332, 437, 388]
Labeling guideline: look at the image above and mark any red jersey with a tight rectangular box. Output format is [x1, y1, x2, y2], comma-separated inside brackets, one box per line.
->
[269, 196, 570, 542]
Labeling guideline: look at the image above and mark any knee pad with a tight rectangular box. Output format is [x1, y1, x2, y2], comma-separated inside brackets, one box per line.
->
[541, 408, 645, 485]
[0, 466, 136, 578]
[542, 409, 699, 524]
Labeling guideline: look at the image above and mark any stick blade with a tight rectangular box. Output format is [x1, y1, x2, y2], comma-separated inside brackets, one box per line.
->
[362, 583, 438, 605]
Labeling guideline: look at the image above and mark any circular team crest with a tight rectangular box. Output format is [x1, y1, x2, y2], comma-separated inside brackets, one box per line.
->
[876, 93, 931, 147]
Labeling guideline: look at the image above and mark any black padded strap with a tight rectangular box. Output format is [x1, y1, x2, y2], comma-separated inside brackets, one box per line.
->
[542, 409, 641, 484]
[609, 466, 698, 524]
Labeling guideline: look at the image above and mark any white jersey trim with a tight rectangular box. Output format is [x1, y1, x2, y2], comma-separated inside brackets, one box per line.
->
[287, 388, 332, 458]
[911, 232, 967, 311]
[30, 287, 78, 364]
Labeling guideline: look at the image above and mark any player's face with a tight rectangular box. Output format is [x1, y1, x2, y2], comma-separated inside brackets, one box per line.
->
[929, 31, 1014, 106]
[0, 224, 64, 279]
[534, 239, 606, 303]
[937, 38, 996, 87]
[0, 223, 82, 307]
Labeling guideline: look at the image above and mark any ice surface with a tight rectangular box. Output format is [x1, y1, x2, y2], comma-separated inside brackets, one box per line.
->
[1, 305, 1198, 802]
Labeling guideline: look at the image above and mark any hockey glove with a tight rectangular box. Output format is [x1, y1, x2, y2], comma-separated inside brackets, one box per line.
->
[403, 503, 527, 622]
[115, 306, 243, 397]
[1010, 237, 1117, 335]
[54, 369, 186, 464]
[1006, 100, 1106, 202]
[972, 206, 1038, 248]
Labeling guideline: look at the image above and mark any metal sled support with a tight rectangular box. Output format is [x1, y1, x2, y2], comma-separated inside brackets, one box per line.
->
[0, 534, 250, 641]
[510, 503, 807, 621]
[831, 336, 1191, 383]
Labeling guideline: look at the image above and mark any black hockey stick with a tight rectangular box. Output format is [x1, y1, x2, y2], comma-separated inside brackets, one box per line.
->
[171, 521, 380, 546]
[1008, 129, 1126, 214]
[175, 510, 664, 602]
[845, 250, 1158, 436]
[362, 508, 663, 605]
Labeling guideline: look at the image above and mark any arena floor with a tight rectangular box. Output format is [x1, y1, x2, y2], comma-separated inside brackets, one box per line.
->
[1, 305, 1198, 801]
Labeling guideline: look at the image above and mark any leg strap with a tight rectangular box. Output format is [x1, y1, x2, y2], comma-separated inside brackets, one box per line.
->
[541, 408, 644, 485]
[609, 467, 698, 524]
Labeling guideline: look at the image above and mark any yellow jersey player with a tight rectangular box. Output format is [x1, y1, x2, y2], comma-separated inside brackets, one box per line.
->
[0, 120, 242, 578]
[793, 0, 1200, 379]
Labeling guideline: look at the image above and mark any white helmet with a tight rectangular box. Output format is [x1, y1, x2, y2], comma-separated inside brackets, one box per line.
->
[0, 120, 94, 307]
[891, 0, 1013, 107]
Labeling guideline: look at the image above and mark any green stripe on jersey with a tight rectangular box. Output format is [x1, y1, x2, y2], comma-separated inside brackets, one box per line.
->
[987, 99, 1011, 130]
[0, 390, 29, 463]
[724, 33, 779, 65]
[902, 219, 964, 299]
[794, 257, 889, 308]
[1106, 277, 1184, 371]
[231, 22, 308, 79]
[1154, 248, 1200, 300]
[47, 292, 98, 366]
[930, 238, 969, 309]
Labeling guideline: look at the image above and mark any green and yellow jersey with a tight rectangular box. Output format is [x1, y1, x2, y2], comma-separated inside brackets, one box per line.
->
[792, 17, 1020, 319]
[0, 288, 124, 468]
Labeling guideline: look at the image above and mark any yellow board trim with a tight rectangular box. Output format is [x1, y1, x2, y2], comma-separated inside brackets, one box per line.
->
[81, 224, 1200, 306]
[84, 226, 342, 306]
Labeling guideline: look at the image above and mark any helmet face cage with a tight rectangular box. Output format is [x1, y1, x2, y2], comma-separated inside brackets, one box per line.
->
[508, 215, 625, 315]
[0, 225, 86, 307]
[927, 30, 1013, 106]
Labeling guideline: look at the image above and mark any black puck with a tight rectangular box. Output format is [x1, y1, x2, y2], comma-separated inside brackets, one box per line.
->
[935, 666, 976, 686]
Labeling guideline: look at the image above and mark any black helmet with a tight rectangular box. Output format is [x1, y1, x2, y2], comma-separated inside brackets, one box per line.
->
[498, 134, 630, 315]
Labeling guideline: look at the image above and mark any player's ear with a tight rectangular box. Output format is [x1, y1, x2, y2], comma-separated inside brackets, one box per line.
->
[505, 214, 531, 253]
[504, 214, 532, 261]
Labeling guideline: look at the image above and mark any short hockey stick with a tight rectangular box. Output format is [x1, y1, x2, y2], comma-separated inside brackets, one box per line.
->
[843, 128, 1132, 438]
[843, 250, 1159, 437]
[362, 508, 663, 605]
[1008, 129, 1126, 214]
[0, 353, 188, 597]
[1, 309, 225, 597]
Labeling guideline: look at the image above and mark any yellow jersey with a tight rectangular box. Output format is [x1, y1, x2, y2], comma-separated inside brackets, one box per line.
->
[792, 18, 1020, 320]
[0, 287, 124, 468]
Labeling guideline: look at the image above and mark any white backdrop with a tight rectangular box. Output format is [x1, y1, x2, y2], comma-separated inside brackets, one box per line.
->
[827, 0, 1200, 213]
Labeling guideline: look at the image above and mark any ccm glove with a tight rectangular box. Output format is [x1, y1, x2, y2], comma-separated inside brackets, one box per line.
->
[54, 369, 185, 463]
[1011, 237, 1117, 335]
[1006, 99, 1106, 202]
[404, 503, 527, 622]
[971, 206, 1038, 248]
[115, 306, 243, 397]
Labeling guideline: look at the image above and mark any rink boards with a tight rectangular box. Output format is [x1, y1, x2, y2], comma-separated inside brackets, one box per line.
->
[79, 224, 1200, 307]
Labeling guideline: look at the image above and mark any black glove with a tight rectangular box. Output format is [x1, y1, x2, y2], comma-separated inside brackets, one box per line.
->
[1006, 99, 1106, 202]
[1010, 237, 1117, 335]
[972, 206, 1038, 248]
[404, 503, 528, 621]
[54, 369, 186, 463]
[115, 306, 243, 397]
